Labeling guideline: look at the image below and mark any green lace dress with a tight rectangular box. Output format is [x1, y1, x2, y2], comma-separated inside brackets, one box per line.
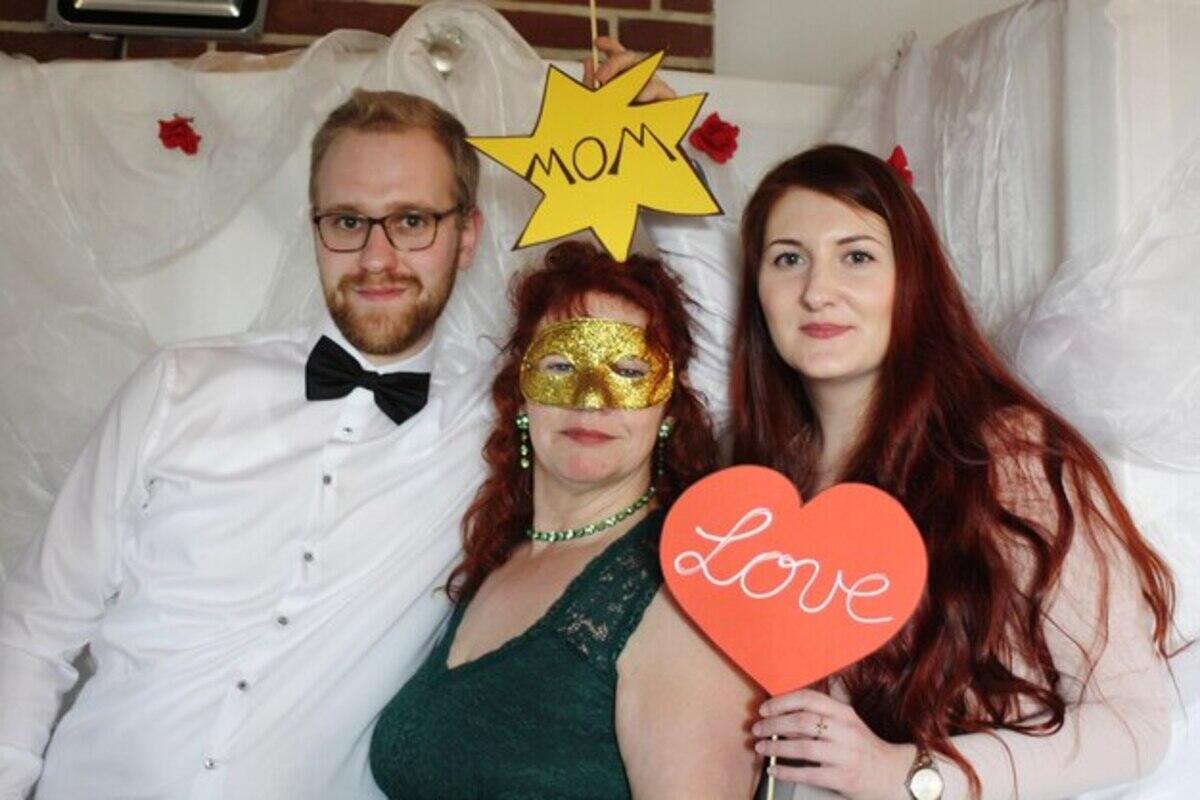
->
[369, 509, 666, 799]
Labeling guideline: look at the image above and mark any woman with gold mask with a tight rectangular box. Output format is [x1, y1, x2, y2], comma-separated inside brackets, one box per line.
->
[369, 240, 759, 798]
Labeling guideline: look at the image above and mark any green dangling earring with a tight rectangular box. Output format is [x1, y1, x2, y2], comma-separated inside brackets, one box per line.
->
[656, 420, 673, 477]
[516, 410, 531, 469]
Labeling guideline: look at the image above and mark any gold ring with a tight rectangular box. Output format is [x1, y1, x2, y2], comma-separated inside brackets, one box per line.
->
[815, 715, 829, 739]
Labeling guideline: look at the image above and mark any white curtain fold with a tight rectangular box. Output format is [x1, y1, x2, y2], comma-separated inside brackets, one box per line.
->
[0, 52, 155, 574]
[828, 0, 1068, 335]
[1002, 137, 1200, 472]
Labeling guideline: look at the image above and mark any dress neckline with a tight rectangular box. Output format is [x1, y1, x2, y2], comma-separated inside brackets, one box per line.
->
[439, 508, 664, 676]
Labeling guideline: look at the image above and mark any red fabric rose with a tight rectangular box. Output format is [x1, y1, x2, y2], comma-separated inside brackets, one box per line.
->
[886, 145, 913, 186]
[688, 112, 739, 164]
[158, 114, 202, 156]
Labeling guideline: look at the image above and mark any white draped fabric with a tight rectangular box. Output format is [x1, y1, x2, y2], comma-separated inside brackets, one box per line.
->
[1, 0, 1197, 797]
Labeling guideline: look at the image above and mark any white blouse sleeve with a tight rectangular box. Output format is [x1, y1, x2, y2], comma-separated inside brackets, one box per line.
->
[939, 536, 1172, 800]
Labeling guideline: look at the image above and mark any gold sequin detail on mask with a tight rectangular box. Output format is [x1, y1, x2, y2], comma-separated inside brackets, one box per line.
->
[519, 317, 674, 410]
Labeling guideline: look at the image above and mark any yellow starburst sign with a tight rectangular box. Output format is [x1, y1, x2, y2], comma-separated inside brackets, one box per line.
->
[468, 51, 721, 262]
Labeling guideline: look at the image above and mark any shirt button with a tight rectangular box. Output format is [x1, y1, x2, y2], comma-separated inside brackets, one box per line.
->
[321, 474, 332, 486]
[203, 757, 217, 770]
[236, 679, 249, 691]
[303, 551, 315, 563]
[276, 615, 290, 627]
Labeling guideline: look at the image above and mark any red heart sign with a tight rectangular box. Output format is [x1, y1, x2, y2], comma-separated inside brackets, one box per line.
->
[661, 465, 927, 695]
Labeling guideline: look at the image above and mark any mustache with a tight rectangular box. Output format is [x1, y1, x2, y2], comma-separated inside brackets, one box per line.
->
[338, 271, 422, 292]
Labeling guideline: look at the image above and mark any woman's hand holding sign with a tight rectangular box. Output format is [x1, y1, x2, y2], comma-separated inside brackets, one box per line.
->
[753, 689, 919, 799]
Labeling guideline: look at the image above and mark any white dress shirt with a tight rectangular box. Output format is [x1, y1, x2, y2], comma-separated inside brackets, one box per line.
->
[0, 318, 492, 800]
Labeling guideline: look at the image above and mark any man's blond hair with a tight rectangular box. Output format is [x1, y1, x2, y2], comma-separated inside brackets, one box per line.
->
[309, 89, 479, 210]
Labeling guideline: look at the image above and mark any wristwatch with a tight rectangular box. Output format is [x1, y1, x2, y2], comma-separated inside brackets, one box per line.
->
[905, 748, 944, 800]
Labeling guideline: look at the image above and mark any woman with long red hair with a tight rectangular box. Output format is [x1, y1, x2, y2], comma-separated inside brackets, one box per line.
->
[739, 145, 1181, 800]
[369, 240, 760, 798]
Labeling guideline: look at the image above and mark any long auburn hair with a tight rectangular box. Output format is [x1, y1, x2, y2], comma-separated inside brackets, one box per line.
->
[448, 240, 718, 602]
[732, 145, 1179, 794]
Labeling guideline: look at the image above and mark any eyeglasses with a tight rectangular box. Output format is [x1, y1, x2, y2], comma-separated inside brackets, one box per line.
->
[312, 205, 463, 253]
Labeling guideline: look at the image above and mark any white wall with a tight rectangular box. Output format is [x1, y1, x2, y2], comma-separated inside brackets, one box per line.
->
[715, 0, 1019, 86]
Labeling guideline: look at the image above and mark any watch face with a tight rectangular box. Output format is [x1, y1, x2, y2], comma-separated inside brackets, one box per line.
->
[910, 767, 945, 800]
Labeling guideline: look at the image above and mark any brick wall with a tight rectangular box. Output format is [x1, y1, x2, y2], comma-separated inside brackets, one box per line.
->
[0, 0, 713, 70]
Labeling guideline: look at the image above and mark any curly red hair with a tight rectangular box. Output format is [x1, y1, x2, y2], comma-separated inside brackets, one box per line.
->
[733, 144, 1180, 796]
[448, 240, 718, 602]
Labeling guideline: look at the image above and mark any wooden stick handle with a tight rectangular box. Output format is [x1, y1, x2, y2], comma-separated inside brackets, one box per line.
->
[589, 0, 600, 87]
[765, 734, 778, 800]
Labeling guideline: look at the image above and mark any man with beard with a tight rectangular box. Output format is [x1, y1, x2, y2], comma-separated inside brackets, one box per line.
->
[0, 90, 491, 800]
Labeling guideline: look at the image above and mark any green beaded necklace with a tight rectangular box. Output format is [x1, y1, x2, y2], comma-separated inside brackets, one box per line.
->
[525, 485, 656, 543]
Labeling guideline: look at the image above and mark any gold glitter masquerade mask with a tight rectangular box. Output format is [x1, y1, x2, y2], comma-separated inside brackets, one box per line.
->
[519, 317, 674, 410]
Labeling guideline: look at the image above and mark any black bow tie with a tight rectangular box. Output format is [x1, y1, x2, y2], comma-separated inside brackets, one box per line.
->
[305, 336, 431, 425]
